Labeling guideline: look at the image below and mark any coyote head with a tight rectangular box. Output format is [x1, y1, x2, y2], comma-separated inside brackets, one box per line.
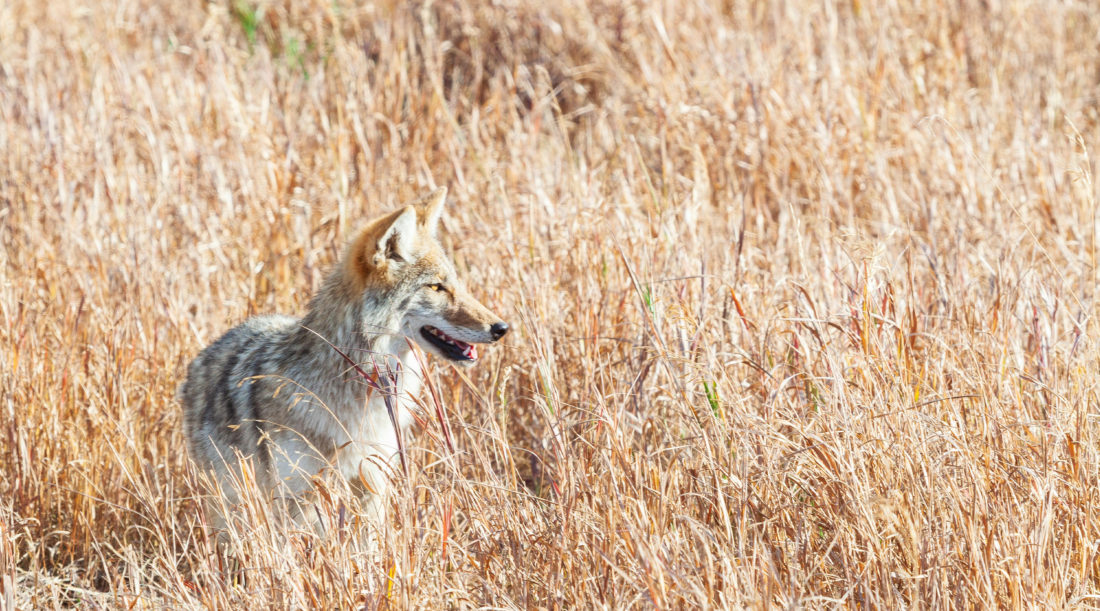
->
[344, 188, 509, 366]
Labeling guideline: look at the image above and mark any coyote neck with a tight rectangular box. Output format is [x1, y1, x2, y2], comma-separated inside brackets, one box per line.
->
[287, 273, 420, 415]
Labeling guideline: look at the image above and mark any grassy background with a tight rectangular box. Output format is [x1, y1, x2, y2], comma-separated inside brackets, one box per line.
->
[3, 0, 1100, 607]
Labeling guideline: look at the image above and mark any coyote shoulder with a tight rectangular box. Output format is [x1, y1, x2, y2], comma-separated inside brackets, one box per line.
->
[179, 188, 508, 521]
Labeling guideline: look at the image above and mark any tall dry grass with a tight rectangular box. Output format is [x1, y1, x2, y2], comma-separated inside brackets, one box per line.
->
[3, 0, 1100, 607]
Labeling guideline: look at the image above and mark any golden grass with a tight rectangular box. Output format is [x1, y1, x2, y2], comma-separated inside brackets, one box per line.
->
[3, 0, 1100, 607]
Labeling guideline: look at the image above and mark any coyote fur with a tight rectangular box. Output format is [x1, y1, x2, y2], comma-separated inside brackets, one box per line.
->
[179, 188, 508, 523]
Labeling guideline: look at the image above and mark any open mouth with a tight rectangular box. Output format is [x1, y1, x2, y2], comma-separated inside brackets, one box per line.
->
[420, 326, 478, 362]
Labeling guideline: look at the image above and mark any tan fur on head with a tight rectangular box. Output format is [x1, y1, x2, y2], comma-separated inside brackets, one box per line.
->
[346, 205, 418, 289]
[345, 188, 448, 289]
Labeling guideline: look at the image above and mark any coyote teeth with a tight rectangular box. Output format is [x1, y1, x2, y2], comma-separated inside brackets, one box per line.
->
[422, 325, 481, 361]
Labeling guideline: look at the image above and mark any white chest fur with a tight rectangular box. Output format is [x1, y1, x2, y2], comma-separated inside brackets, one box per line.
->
[332, 349, 423, 488]
[269, 343, 424, 514]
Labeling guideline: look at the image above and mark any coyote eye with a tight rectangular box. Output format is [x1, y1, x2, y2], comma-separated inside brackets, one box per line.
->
[426, 283, 445, 292]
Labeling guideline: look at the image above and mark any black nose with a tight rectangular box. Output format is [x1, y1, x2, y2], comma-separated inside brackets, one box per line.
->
[490, 322, 509, 341]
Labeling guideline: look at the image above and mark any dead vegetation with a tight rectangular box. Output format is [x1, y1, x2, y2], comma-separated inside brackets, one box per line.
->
[3, 0, 1100, 607]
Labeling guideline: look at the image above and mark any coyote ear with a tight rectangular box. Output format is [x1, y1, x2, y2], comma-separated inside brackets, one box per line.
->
[374, 206, 418, 264]
[417, 187, 447, 236]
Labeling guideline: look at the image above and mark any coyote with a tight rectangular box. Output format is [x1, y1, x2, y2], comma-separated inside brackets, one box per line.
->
[179, 188, 508, 524]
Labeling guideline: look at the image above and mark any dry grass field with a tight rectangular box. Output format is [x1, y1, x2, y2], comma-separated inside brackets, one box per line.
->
[3, 0, 1100, 607]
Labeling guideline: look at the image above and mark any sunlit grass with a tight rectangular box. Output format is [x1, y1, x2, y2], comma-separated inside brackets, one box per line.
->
[2, 0, 1100, 607]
